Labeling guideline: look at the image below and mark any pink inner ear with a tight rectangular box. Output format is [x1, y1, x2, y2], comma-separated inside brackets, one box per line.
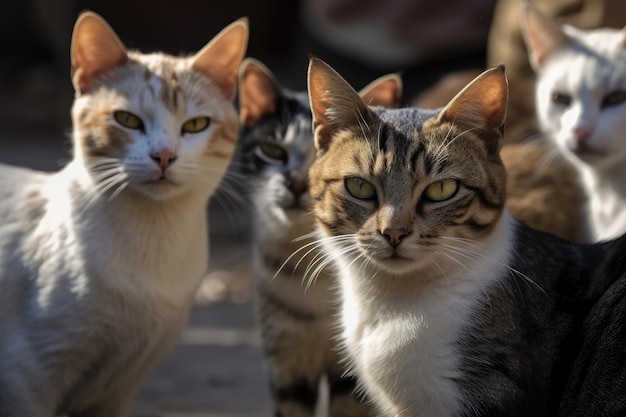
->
[71, 13, 127, 93]
[191, 20, 248, 101]
[240, 68, 278, 128]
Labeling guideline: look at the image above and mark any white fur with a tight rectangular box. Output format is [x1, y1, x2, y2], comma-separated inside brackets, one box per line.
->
[322, 214, 516, 417]
[0, 155, 219, 415]
[0, 80, 236, 417]
[535, 25, 626, 241]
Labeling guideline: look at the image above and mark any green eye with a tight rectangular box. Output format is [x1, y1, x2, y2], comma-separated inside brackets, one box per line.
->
[601, 90, 626, 108]
[256, 143, 287, 164]
[345, 177, 376, 200]
[551, 92, 571, 107]
[182, 116, 210, 134]
[114, 110, 144, 131]
[424, 179, 459, 202]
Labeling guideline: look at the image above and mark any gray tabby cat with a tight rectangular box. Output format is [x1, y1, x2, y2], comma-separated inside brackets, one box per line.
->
[238, 58, 401, 417]
[520, 3, 626, 241]
[307, 57, 626, 417]
[0, 12, 247, 417]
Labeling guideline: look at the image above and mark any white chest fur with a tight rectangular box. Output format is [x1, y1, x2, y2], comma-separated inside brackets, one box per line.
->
[0, 162, 211, 413]
[580, 167, 626, 241]
[328, 217, 515, 417]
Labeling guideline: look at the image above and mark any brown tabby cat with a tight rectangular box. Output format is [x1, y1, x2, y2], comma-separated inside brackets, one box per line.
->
[306, 57, 626, 417]
[412, 69, 586, 243]
[238, 57, 401, 417]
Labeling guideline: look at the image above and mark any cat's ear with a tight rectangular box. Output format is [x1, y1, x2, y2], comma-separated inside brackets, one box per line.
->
[520, 2, 571, 70]
[308, 57, 377, 153]
[437, 65, 508, 155]
[238, 58, 283, 128]
[358, 74, 403, 108]
[192, 18, 249, 101]
[70, 12, 127, 94]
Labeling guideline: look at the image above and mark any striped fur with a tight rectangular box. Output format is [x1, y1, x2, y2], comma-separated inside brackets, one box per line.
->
[238, 59, 401, 417]
[306, 58, 626, 417]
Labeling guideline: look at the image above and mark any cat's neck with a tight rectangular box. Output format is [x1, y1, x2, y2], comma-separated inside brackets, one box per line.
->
[577, 162, 626, 240]
[333, 214, 517, 417]
[56, 160, 211, 303]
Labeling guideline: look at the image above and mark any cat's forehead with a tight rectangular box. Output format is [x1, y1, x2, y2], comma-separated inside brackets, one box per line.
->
[98, 52, 220, 114]
[129, 51, 188, 76]
[373, 107, 439, 137]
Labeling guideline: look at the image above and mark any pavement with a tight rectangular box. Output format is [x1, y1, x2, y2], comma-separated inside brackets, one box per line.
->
[0, 70, 272, 417]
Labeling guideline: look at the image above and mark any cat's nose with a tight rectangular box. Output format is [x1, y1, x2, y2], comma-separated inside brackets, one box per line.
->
[574, 127, 591, 145]
[289, 179, 308, 198]
[382, 228, 410, 248]
[151, 148, 177, 171]
[288, 172, 308, 199]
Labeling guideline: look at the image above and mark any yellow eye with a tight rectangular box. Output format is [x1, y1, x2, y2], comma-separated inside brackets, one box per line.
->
[114, 110, 144, 131]
[345, 177, 376, 200]
[424, 179, 459, 202]
[182, 117, 210, 134]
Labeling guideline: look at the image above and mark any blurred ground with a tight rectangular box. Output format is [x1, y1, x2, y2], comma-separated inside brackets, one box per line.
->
[0, 1, 490, 416]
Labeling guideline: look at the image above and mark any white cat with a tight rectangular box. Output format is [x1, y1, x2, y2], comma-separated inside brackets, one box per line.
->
[0, 12, 247, 417]
[521, 3, 626, 241]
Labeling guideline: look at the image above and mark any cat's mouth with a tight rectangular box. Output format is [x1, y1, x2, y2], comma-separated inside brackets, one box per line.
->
[570, 143, 607, 159]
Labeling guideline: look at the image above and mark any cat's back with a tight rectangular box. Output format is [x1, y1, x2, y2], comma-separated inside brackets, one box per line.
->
[0, 163, 52, 222]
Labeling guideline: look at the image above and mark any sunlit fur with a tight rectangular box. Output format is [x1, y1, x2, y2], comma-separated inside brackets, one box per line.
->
[306, 58, 626, 417]
[239, 58, 401, 417]
[72, 51, 238, 203]
[521, 4, 626, 240]
[308, 61, 511, 416]
[0, 12, 246, 417]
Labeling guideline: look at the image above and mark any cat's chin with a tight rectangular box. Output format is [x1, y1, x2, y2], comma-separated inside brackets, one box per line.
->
[132, 179, 188, 201]
[369, 254, 427, 276]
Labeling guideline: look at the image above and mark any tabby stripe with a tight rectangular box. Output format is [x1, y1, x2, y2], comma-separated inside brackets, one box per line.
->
[317, 216, 345, 235]
[423, 153, 436, 177]
[466, 185, 502, 209]
[312, 189, 327, 203]
[377, 124, 388, 152]
[453, 218, 492, 231]
[410, 142, 426, 173]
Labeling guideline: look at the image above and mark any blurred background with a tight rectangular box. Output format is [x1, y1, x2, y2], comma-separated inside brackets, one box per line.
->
[0, 0, 623, 416]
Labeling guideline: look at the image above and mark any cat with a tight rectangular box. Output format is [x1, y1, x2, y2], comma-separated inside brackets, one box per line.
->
[306, 57, 626, 417]
[0, 12, 247, 417]
[237, 57, 401, 417]
[520, 3, 626, 241]
[412, 69, 587, 243]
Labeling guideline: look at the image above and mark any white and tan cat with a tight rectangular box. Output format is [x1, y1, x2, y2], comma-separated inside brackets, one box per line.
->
[521, 3, 626, 241]
[0, 12, 247, 417]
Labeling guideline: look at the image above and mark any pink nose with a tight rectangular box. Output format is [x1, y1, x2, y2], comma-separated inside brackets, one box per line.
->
[151, 148, 177, 171]
[574, 127, 591, 145]
[382, 228, 410, 248]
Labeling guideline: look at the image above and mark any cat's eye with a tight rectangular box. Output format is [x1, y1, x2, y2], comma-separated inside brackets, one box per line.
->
[601, 91, 626, 108]
[182, 117, 211, 134]
[257, 143, 288, 164]
[345, 177, 376, 200]
[551, 92, 571, 107]
[424, 179, 459, 202]
[114, 110, 144, 131]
